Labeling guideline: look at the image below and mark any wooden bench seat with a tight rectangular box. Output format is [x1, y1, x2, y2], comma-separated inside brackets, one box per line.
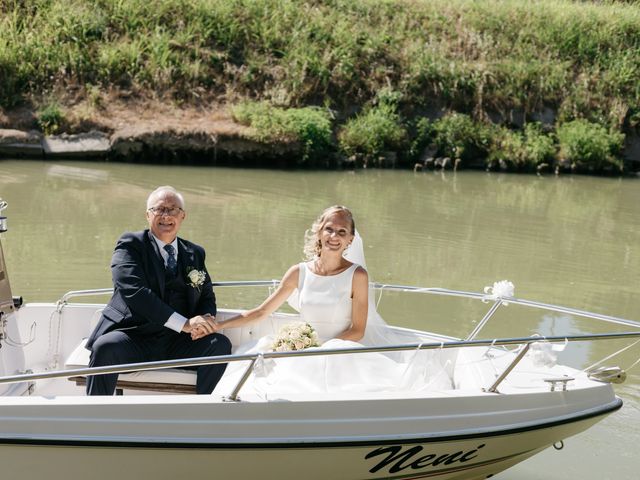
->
[68, 375, 196, 394]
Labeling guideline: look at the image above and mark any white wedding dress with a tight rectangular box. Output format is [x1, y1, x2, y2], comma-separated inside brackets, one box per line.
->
[214, 233, 454, 399]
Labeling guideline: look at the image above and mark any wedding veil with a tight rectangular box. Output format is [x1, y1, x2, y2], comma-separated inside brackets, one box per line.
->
[347, 231, 453, 385]
[343, 230, 394, 347]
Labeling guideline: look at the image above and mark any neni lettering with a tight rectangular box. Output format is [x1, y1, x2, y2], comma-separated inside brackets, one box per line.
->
[365, 443, 486, 474]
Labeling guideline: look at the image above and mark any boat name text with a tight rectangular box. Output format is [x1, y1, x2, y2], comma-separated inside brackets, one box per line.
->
[365, 443, 486, 474]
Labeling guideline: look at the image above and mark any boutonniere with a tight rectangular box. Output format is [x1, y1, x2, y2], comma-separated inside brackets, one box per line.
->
[186, 267, 206, 291]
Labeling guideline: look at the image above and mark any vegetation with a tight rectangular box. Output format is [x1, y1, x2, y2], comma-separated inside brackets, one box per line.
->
[430, 113, 492, 165]
[232, 102, 332, 163]
[36, 102, 65, 135]
[557, 119, 625, 171]
[488, 123, 556, 171]
[338, 89, 407, 163]
[1, 0, 639, 173]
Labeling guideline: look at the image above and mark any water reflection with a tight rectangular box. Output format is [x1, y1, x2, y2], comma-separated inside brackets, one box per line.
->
[46, 164, 110, 182]
[535, 313, 591, 369]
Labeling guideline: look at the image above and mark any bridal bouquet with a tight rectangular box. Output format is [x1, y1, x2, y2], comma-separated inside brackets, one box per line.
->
[272, 322, 320, 352]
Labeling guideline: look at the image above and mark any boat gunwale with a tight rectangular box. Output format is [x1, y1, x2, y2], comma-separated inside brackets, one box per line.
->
[0, 397, 622, 448]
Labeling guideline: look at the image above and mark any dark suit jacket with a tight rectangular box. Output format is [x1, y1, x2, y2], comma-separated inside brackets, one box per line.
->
[86, 229, 216, 349]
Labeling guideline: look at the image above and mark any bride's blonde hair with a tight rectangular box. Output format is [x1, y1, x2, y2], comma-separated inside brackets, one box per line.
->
[303, 205, 355, 260]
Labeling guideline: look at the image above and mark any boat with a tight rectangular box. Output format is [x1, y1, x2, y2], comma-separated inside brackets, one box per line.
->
[1, 198, 639, 480]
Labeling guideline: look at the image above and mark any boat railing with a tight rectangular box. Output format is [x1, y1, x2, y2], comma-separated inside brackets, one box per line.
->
[57, 280, 640, 335]
[57, 281, 282, 304]
[1, 331, 640, 399]
[7, 280, 637, 398]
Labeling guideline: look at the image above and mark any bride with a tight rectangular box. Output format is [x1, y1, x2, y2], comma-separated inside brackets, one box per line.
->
[196, 205, 451, 397]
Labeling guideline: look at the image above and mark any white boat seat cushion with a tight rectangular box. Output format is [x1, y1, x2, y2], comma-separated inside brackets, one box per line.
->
[65, 338, 196, 386]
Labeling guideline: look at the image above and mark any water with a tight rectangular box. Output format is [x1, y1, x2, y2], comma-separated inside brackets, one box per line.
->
[1, 160, 638, 479]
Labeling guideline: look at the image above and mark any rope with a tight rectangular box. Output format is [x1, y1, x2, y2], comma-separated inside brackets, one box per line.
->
[626, 356, 640, 373]
[583, 338, 640, 373]
[2, 311, 36, 347]
[45, 301, 65, 369]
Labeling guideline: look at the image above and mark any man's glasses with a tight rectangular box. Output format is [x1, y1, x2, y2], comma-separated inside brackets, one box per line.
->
[147, 206, 184, 217]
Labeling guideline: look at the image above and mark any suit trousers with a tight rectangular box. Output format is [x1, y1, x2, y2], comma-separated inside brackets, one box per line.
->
[86, 329, 232, 395]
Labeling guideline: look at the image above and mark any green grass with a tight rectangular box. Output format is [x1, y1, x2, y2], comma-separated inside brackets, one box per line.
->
[2, 0, 639, 114]
[1, 0, 638, 172]
[232, 102, 332, 163]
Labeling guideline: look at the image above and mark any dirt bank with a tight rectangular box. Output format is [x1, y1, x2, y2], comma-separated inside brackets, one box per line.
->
[0, 99, 304, 167]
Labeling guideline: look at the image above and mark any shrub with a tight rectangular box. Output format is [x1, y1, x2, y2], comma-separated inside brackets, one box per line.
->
[431, 113, 491, 164]
[37, 103, 65, 135]
[489, 122, 555, 170]
[556, 119, 624, 171]
[408, 117, 435, 161]
[338, 103, 407, 161]
[232, 102, 332, 162]
[523, 123, 556, 166]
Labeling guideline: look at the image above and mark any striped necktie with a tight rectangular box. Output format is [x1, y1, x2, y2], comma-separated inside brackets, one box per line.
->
[164, 244, 177, 275]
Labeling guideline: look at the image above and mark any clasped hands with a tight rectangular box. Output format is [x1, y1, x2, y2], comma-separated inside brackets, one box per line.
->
[183, 313, 222, 340]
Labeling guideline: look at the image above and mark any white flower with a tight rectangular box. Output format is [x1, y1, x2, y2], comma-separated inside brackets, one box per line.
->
[483, 280, 515, 303]
[186, 268, 206, 290]
[271, 322, 320, 352]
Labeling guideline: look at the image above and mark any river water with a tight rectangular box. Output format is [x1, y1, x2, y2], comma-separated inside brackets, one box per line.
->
[1, 160, 638, 479]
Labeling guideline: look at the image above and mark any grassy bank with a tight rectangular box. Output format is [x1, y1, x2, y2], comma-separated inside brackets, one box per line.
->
[1, 0, 639, 172]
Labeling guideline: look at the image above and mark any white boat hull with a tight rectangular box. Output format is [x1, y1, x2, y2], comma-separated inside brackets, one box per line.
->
[0, 381, 621, 479]
[0, 409, 619, 480]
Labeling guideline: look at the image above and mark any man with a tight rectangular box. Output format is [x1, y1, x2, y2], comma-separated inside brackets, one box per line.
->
[86, 186, 231, 395]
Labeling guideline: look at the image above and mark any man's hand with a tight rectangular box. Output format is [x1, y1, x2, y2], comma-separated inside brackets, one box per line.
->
[182, 313, 218, 339]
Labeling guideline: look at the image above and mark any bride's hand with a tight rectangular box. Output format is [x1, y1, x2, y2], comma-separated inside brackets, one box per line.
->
[189, 315, 220, 340]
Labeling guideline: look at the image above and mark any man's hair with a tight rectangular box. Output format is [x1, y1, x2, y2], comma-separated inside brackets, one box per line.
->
[146, 186, 185, 209]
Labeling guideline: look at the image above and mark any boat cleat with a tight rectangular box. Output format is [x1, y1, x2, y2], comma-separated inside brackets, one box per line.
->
[587, 366, 627, 384]
[543, 376, 575, 391]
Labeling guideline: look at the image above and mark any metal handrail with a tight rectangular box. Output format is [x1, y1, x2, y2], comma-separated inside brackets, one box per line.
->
[466, 299, 503, 341]
[25, 282, 637, 399]
[2, 332, 640, 393]
[59, 288, 114, 303]
[487, 343, 531, 393]
[57, 281, 281, 303]
[56, 281, 640, 331]
[370, 283, 640, 330]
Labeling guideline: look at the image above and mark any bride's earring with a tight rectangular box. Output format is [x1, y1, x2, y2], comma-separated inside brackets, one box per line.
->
[343, 243, 351, 256]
